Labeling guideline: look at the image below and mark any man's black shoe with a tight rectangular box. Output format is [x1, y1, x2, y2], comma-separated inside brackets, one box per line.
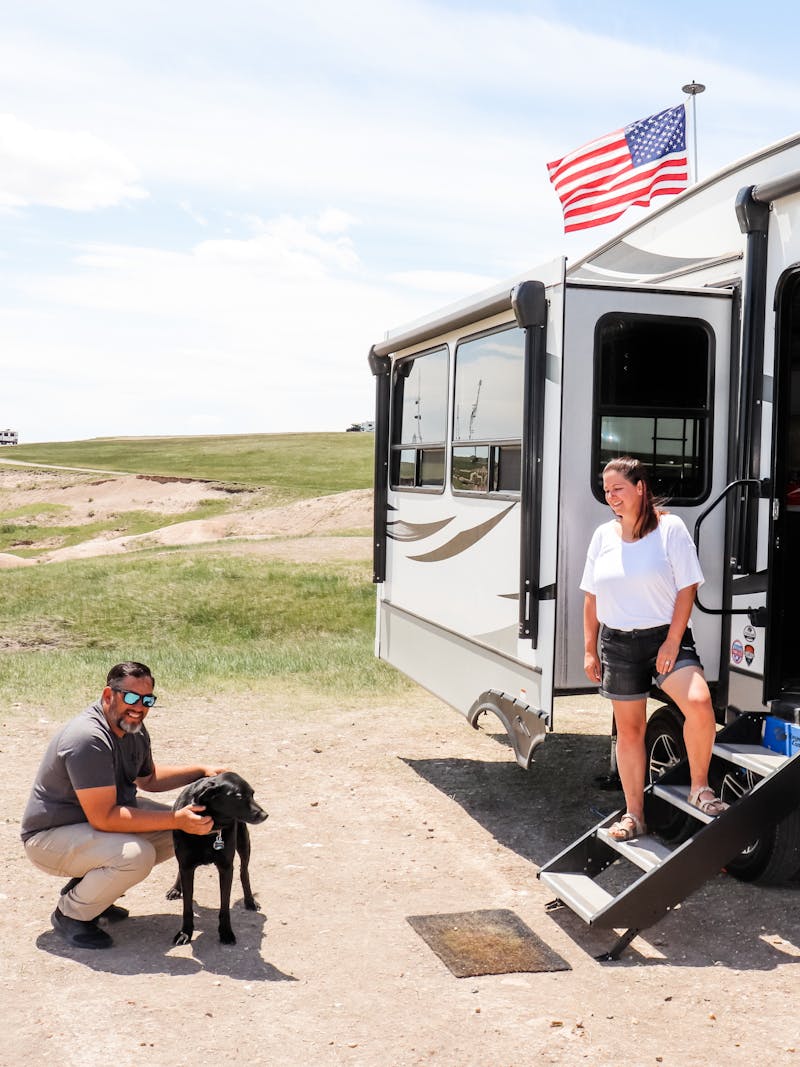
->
[96, 903, 129, 922]
[51, 907, 113, 949]
[60, 878, 129, 921]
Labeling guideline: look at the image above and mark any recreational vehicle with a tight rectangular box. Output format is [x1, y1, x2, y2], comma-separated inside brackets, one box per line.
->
[368, 133, 800, 955]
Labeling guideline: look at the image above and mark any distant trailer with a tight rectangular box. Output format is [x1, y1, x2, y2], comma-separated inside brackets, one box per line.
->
[346, 421, 375, 432]
[0, 429, 18, 445]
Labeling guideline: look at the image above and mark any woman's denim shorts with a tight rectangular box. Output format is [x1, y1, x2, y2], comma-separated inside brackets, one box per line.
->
[599, 623, 703, 701]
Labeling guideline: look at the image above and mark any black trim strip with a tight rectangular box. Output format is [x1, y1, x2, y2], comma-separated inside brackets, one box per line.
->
[734, 187, 771, 574]
[368, 346, 391, 583]
[512, 281, 547, 645]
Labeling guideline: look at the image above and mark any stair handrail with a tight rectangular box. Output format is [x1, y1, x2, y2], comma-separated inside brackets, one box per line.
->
[692, 476, 767, 617]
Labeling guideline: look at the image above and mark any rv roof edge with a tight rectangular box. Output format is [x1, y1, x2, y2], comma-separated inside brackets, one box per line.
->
[370, 287, 513, 360]
[752, 167, 800, 205]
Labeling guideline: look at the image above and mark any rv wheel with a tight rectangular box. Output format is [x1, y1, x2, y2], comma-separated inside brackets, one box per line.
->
[644, 704, 692, 843]
[714, 766, 800, 884]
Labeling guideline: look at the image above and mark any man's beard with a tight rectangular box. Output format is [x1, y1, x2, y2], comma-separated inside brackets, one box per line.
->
[118, 717, 143, 734]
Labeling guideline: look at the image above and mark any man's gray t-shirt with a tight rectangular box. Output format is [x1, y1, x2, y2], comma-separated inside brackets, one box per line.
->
[20, 701, 154, 841]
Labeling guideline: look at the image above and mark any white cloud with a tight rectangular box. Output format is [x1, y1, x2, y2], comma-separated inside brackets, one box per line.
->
[0, 208, 469, 440]
[0, 113, 146, 211]
[178, 201, 209, 226]
[0, 1, 800, 443]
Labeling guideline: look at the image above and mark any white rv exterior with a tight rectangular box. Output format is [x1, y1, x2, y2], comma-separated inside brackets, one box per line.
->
[368, 133, 800, 786]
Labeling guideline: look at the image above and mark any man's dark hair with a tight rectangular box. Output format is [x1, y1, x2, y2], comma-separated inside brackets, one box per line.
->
[106, 662, 155, 686]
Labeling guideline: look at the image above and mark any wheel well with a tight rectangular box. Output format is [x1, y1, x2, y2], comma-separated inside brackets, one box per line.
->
[466, 689, 548, 770]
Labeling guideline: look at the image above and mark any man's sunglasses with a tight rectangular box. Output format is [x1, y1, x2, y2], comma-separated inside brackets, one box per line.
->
[111, 686, 157, 708]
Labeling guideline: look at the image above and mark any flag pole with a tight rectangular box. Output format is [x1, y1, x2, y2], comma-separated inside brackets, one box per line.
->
[681, 80, 705, 183]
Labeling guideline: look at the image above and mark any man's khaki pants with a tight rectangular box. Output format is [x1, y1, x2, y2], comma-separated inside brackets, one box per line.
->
[23, 799, 174, 922]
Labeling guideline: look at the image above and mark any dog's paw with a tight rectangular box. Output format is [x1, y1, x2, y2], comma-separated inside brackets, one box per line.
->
[165, 887, 182, 900]
[172, 930, 193, 946]
[244, 897, 261, 912]
[219, 928, 236, 945]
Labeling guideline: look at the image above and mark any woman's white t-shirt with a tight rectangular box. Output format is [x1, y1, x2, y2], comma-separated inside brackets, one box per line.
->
[580, 514, 704, 630]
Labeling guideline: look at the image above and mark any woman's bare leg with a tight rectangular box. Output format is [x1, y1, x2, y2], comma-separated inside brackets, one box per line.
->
[661, 666, 716, 794]
[610, 697, 648, 826]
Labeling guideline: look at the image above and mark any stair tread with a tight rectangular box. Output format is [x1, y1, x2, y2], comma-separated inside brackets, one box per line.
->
[596, 828, 673, 871]
[651, 783, 715, 822]
[538, 871, 614, 922]
[713, 741, 789, 776]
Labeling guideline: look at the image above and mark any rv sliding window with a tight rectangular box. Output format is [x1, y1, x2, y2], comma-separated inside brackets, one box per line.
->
[592, 313, 713, 504]
[451, 324, 525, 496]
[390, 345, 448, 490]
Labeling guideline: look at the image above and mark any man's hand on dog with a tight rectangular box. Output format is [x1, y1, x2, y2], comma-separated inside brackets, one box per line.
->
[174, 804, 214, 835]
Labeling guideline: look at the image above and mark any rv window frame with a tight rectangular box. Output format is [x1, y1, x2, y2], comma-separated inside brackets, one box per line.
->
[590, 311, 715, 506]
[389, 343, 450, 495]
[450, 320, 524, 500]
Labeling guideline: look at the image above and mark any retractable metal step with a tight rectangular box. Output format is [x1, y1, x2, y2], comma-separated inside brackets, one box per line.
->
[538, 712, 800, 959]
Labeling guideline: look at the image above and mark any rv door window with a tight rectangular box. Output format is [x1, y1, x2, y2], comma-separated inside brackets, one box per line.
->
[452, 325, 525, 495]
[593, 314, 712, 503]
[390, 345, 448, 490]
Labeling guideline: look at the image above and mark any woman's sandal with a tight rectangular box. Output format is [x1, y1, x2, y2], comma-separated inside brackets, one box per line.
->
[607, 812, 646, 841]
[688, 787, 729, 817]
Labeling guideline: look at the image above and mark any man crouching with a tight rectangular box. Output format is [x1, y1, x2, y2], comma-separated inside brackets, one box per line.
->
[21, 661, 221, 949]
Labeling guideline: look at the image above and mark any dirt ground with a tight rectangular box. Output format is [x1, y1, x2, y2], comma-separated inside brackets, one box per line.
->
[3, 463, 800, 1065]
[5, 692, 800, 1067]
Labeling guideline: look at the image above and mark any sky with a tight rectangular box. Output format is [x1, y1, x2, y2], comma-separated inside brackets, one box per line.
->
[2, 1, 800, 443]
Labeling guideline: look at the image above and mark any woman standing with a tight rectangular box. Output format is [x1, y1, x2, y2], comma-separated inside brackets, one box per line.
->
[581, 456, 727, 841]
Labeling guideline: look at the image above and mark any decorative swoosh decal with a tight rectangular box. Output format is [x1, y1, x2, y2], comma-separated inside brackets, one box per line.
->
[499, 584, 556, 602]
[408, 503, 516, 562]
[386, 516, 455, 542]
[473, 624, 519, 654]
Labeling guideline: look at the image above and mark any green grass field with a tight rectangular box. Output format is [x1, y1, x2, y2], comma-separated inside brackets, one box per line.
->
[5, 432, 375, 494]
[0, 550, 404, 707]
[0, 433, 406, 709]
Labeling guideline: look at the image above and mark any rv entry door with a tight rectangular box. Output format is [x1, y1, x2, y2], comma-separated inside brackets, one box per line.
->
[763, 266, 800, 706]
[556, 282, 735, 695]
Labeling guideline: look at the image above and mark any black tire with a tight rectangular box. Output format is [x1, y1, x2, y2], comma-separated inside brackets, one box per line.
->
[714, 763, 800, 884]
[644, 704, 692, 843]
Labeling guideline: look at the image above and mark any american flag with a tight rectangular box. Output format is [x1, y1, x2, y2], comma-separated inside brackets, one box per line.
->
[547, 104, 689, 233]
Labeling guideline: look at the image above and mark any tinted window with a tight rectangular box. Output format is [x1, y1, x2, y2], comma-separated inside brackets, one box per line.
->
[593, 314, 712, 502]
[390, 346, 448, 490]
[394, 348, 448, 446]
[453, 329, 524, 442]
[452, 326, 524, 495]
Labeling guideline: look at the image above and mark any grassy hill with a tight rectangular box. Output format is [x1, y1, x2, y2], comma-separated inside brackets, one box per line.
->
[6, 431, 375, 494]
[0, 432, 407, 708]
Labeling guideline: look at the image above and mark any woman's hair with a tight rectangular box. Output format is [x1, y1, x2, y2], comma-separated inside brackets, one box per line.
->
[602, 456, 667, 540]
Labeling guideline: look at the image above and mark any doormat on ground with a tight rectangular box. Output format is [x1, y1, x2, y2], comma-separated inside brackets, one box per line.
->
[407, 909, 570, 977]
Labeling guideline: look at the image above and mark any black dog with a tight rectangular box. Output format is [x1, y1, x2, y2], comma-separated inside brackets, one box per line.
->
[166, 771, 268, 945]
